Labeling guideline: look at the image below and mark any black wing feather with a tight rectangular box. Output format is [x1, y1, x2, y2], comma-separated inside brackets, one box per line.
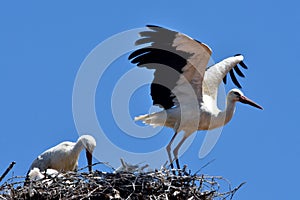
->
[239, 61, 248, 69]
[229, 70, 242, 88]
[128, 25, 193, 109]
[233, 65, 245, 77]
[223, 75, 227, 84]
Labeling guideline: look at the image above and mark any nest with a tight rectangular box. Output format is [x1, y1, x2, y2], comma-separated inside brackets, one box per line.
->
[0, 163, 244, 200]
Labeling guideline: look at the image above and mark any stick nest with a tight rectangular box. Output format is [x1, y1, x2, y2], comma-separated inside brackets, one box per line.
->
[0, 165, 245, 200]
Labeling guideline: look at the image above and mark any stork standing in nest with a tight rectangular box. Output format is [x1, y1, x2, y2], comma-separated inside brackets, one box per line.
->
[129, 25, 263, 169]
[27, 135, 96, 175]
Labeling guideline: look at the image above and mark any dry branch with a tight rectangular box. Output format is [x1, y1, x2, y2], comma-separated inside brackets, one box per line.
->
[0, 162, 16, 183]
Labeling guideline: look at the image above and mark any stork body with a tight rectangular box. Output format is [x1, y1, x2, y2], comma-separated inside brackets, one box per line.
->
[129, 25, 263, 169]
[28, 135, 96, 173]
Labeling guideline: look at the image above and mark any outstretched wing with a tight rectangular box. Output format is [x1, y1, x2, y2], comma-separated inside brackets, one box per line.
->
[129, 25, 212, 109]
[221, 54, 248, 89]
[203, 55, 248, 106]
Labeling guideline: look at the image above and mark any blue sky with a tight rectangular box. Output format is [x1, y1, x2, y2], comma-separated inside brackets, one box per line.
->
[1, 1, 300, 199]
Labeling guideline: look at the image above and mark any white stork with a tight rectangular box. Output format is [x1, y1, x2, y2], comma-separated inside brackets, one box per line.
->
[28, 135, 96, 173]
[129, 25, 263, 169]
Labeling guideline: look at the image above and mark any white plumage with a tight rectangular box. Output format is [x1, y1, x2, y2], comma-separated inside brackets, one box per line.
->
[28, 168, 47, 181]
[28, 135, 96, 173]
[28, 168, 61, 181]
[129, 25, 263, 169]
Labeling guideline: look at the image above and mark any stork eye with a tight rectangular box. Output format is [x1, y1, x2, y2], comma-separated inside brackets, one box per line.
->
[233, 91, 240, 96]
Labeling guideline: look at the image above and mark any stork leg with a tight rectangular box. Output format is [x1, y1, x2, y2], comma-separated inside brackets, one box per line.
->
[24, 170, 30, 186]
[166, 131, 179, 170]
[173, 135, 188, 170]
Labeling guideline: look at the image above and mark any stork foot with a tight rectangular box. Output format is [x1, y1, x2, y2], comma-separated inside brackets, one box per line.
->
[169, 162, 176, 175]
[175, 159, 182, 176]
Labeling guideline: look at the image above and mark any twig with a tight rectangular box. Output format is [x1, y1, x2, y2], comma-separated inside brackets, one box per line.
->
[77, 161, 115, 172]
[229, 182, 246, 200]
[0, 162, 16, 183]
[194, 159, 216, 175]
[125, 174, 139, 200]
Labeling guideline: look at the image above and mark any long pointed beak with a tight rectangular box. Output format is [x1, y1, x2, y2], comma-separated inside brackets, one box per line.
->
[239, 96, 263, 110]
[86, 150, 93, 173]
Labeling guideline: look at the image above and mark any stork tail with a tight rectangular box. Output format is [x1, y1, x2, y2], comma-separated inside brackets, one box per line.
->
[134, 111, 167, 127]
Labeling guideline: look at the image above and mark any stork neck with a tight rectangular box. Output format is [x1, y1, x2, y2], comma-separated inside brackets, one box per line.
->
[72, 139, 85, 157]
[223, 99, 236, 124]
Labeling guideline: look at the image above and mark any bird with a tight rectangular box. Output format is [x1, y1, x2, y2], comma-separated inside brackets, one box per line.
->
[28, 135, 96, 173]
[26, 168, 69, 191]
[114, 158, 149, 174]
[27, 168, 61, 181]
[128, 25, 263, 170]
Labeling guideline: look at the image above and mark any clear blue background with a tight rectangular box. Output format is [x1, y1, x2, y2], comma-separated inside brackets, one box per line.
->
[0, 1, 299, 199]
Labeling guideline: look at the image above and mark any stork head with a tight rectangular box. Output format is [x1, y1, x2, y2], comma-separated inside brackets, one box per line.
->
[78, 135, 96, 172]
[228, 89, 263, 110]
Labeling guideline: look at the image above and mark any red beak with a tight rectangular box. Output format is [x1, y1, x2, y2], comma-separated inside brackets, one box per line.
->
[239, 96, 263, 110]
[86, 150, 93, 173]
